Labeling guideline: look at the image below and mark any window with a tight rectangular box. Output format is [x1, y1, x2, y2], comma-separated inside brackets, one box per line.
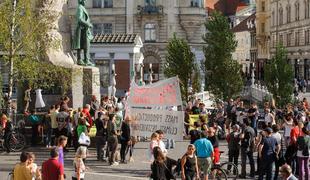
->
[287, 5, 291, 23]
[287, 33, 292, 46]
[145, 0, 156, 6]
[295, 2, 300, 21]
[279, 34, 283, 45]
[305, 0, 310, 19]
[272, 11, 275, 26]
[261, 1, 265, 12]
[93, 0, 113, 8]
[305, 29, 310, 45]
[295, 31, 300, 46]
[190, 0, 203, 7]
[261, 23, 265, 33]
[93, 23, 113, 34]
[279, 8, 283, 25]
[144, 23, 156, 42]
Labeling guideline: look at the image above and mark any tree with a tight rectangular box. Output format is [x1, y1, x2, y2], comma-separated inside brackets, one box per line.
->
[264, 44, 293, 107]
[164, 34, 197, 100]
[203, 11, 243, 100]
[0, 0, 70, 111]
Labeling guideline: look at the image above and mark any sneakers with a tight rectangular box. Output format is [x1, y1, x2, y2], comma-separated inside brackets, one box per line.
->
[110, 162, 119, 166]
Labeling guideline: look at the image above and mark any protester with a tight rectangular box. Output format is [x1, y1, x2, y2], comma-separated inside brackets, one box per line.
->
[95, 112, 107, 161]
[272, 124, 283, 180]
[207, 127, 220, 165]
[55, 107, 69, 143]
[181, 144, 199, 180]
[296, 127, 310, 180]
[258, 127, 280, 180]
[72, 147, 87, 180]
[279, 164, 297, 180]
[42, 148, 64, 180]
[282, 113, 294, 147]
[13, 151, 32, 180]
[107, 113, 119, 166]
[155, 130, 168, 156]
[50, 104, 60, 146]
[27, 152, 41, 180]
[56, 135, 68, 167]
[148, 132, 160, 161]
[193, 133, 214, 180]
[227, 124, 241, 174]
[28, 110, 40, 146]
[120, 116, 131, 163]
[240, 118, 255, 178]
[43, 106, 53, 148]
[150, 146, 177, 180]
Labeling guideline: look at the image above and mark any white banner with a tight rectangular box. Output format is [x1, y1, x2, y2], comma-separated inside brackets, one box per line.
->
[129, 108, 184, 141]
[127, 77, 182, 107]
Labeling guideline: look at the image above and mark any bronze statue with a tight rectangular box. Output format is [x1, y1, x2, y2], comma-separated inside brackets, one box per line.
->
[72, 0, 94, 66]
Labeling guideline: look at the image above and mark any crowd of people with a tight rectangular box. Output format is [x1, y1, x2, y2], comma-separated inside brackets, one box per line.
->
[146, 97, 310, 180]
[2, 93, 310, 180]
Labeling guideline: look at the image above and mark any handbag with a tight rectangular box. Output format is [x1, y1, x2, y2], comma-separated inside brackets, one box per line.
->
[78, 132, 91, 146]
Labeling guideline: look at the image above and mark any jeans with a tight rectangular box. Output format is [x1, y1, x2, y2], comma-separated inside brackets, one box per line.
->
[31, 124, 39, 146]
[259, 160, 275, 180]
[241, 148, 255, 176]
[228, 149, 239, 173]
[165, 139, 175, 149]
[95, 136, 106, 160]
[120, 140, 128, 161]
[45, 128, 52, 146]
[298, 156, 310, 180]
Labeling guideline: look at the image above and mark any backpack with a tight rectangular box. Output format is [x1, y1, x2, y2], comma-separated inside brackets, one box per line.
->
[297, 136, 310, 156]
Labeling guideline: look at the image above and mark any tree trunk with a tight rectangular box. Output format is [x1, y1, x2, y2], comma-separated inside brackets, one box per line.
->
[7, 0, 17, 117]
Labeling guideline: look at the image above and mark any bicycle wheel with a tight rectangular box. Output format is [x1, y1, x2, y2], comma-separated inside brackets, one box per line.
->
[220, 162, 239, 179]
[7, 132, 26, 152]
[210, 166, 227, 180]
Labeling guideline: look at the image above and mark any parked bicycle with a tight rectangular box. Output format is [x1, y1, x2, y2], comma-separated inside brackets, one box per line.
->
[210, 151, 239, 180]
[0, 121, 26, 152]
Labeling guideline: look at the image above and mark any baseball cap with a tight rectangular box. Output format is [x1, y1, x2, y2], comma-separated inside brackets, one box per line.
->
[264, 127, 272, 133]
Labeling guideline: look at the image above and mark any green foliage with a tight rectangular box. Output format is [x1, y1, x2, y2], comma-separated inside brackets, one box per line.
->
[0, 0, 70, 97]
[164, 34, 197, 100]
[203, 11, 243, 100]
[264, 44, 294, 107]
[192, 65, 202, 94]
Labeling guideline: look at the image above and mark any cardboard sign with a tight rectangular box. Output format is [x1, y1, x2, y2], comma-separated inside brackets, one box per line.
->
[129, 108, 184, 140]
[127, 77, 182, 107]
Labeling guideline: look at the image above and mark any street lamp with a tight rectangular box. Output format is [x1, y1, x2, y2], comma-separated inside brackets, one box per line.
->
[251, 62, 255, 87]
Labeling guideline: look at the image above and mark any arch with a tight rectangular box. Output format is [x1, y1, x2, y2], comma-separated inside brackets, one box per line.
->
[141, 45, 162, 83]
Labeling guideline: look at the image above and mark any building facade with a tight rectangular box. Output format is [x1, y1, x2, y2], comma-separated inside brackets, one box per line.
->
[68, 0, 207, 86]
[269, 0, 310, 80]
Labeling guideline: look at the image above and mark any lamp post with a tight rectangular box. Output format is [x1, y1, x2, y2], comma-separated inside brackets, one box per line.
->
[251, 62, 255, 87]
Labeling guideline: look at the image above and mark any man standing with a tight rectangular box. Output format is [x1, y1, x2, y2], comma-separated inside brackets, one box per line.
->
[227, 124, 241, 173]
[42, 148, 64, 180]
[194, 134, 214, 180]
[239, 119, 256, 178]
[13, 152, 32, 180]
[258, 127, 280, 180]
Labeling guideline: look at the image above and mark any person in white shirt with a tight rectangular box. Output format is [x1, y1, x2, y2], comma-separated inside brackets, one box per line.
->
[264, 108, 275, 126]
[155, 130, 168, 156]
[282, 113, 293, 147]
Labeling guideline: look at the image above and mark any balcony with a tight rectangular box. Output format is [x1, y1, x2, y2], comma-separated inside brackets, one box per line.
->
[137, 5, 163, 15]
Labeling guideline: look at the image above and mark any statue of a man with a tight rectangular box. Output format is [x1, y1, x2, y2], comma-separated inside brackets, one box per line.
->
[73, 0, 94, 66]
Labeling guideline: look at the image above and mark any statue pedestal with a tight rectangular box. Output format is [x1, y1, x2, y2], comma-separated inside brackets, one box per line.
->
[71, 66, 100, 109]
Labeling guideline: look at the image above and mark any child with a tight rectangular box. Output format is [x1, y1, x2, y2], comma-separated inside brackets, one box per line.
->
[72, 147, 87, 180]
[27, 152, 41, 180]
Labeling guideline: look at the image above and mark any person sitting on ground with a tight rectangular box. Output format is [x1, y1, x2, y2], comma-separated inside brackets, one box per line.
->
[279, 164, 297, 180]
[13, 151, 32, 180]
[181, 144, 199, 180]
[42, 148, 64, 180]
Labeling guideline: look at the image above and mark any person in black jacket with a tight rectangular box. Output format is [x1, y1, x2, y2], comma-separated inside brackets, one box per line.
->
[151, 146, 177, 180]
[95, 112, 108, 161]
[120, 116, 131, 163]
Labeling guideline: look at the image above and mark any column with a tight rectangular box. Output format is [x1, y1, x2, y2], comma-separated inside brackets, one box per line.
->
[129, 53, 134, 82]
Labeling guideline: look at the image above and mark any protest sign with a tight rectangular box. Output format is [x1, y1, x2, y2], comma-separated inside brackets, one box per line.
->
[129, 108, 184, 140]
[188, 114, 208, 131]
[127, 77, 182, 107]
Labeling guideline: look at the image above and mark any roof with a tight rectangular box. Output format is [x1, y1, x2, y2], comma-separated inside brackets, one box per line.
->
[232, 13, 256, 32]
[92, 34, 138, 44]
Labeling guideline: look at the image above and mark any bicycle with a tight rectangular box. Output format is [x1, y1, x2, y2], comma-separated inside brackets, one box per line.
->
[0, 123, 26, 152]
[209, 151, 239, 180]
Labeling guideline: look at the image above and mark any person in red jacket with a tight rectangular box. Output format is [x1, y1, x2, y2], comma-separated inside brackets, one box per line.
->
[82, 104, 93, 128]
